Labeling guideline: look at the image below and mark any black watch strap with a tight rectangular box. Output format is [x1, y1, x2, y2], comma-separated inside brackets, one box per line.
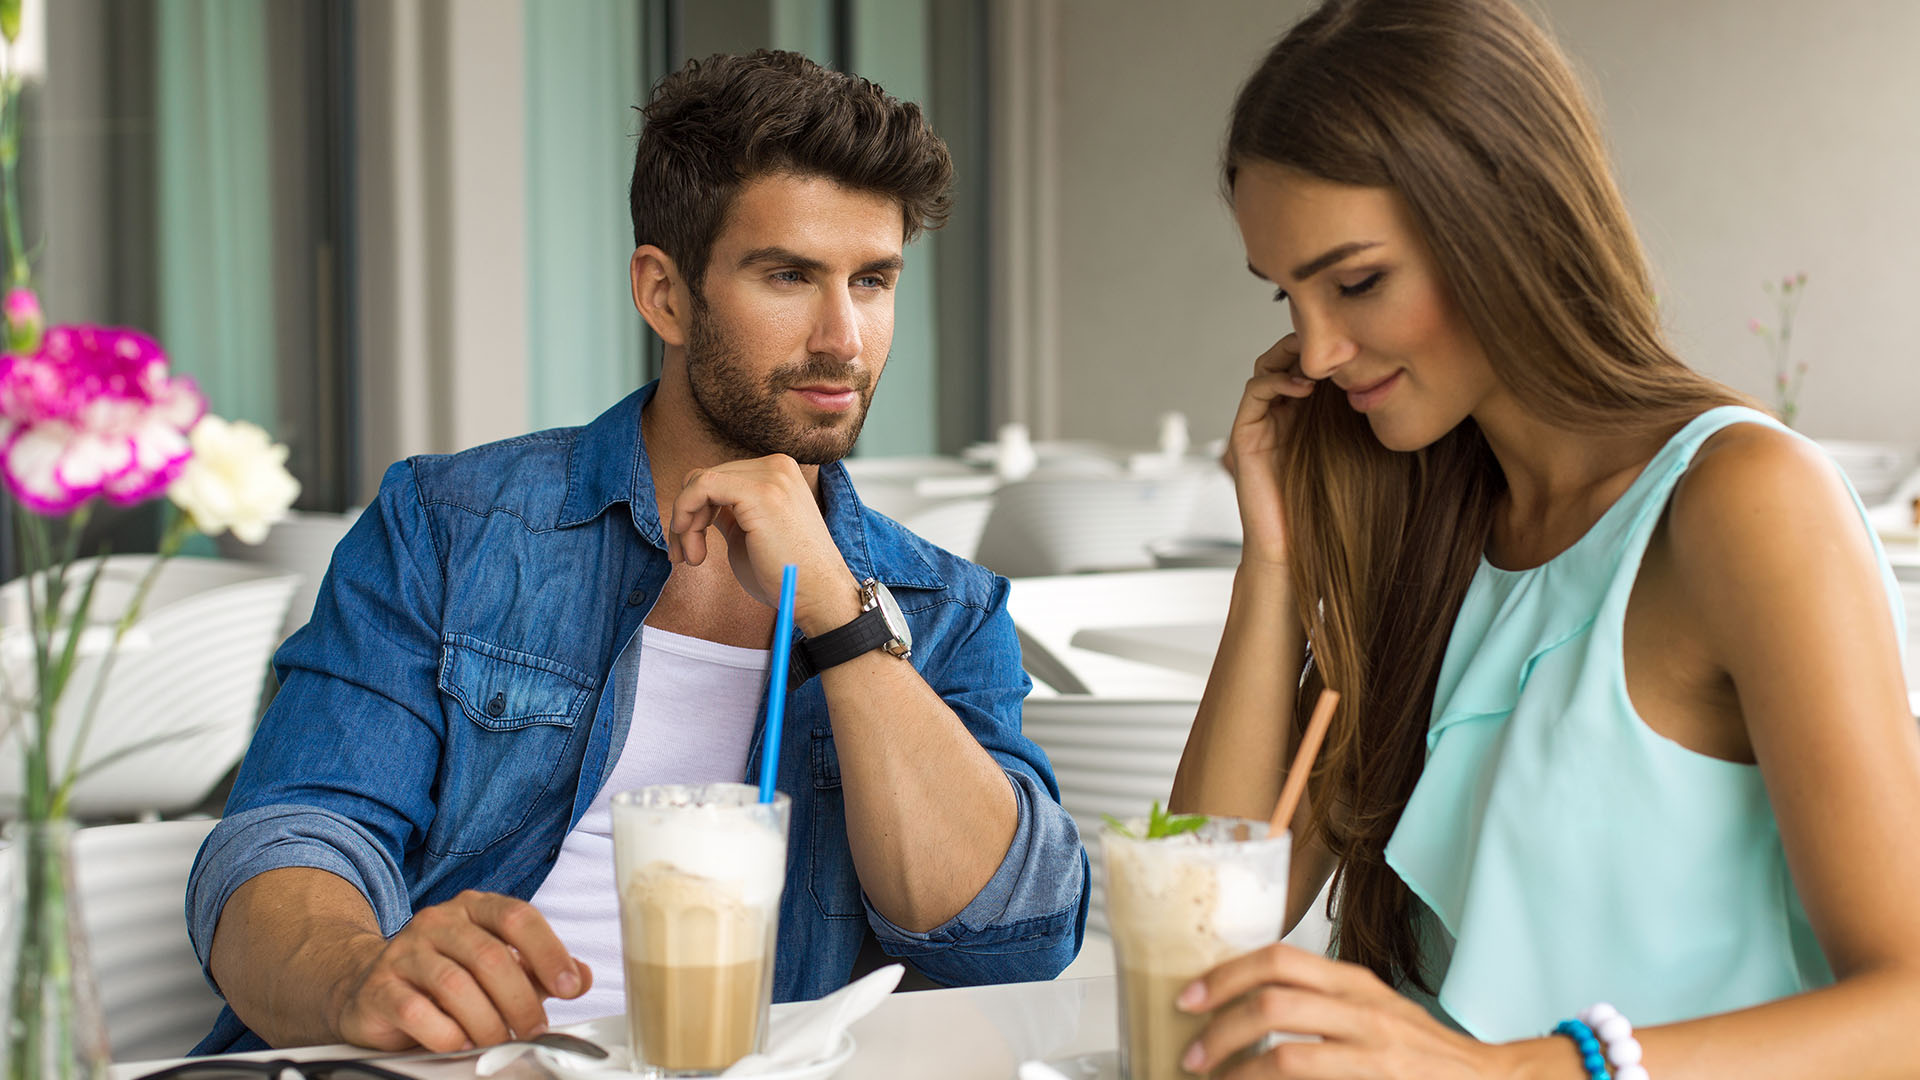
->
[788, 606, 895, 687]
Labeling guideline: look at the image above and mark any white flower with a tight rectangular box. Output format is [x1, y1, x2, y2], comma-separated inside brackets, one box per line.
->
[166, 415, 301, 544]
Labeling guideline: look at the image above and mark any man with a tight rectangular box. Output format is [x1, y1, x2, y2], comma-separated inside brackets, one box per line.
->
[187, 51, 1086, 1053]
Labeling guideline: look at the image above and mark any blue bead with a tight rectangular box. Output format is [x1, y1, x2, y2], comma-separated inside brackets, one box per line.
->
[1584, 1051, 1607, 1073]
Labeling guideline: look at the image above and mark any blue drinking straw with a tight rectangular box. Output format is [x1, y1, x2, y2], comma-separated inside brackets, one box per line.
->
[758, 564, 799, 804]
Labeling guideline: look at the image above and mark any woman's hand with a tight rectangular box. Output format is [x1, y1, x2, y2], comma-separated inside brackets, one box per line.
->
[1180, 943, 1507, 1079]
[1221, 333, 1316, 570]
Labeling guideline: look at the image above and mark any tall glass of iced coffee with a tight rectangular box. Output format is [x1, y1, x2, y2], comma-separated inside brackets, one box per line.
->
[1101, 817, 1290, 1080]
[611, 783, 790, 1078]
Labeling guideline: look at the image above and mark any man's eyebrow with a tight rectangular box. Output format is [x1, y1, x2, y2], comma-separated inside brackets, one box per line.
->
[737, 246, 827, 272]
[1290, 241, 1382, 282]
[735, 247, 904, 277]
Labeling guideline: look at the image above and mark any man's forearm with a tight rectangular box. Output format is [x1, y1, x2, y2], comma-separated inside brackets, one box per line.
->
[818, 651, 1019, 933]
[208, 867, 387, 1048]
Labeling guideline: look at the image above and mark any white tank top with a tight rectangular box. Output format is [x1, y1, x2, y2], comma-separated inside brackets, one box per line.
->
[530, 625, 770, 1024]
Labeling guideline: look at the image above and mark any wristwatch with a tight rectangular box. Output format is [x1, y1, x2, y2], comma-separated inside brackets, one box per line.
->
[788, 578, 912, 686]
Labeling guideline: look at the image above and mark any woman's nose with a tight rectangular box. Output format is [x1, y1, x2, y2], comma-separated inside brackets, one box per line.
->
[1294, 321, 1357, 380]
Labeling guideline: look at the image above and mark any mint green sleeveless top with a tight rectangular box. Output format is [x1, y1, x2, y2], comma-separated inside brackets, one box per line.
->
[1381, 406, 1906, 1042]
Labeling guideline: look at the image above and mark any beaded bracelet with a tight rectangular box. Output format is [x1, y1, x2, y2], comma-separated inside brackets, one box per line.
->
[1552, 1018, 1609, 1080]
[1577, 1002, 1649, 1080]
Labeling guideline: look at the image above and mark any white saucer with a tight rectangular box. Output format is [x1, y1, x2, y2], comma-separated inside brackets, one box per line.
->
[536, 1016, 856, 1080]
[1018, 1049, 1120, 1080]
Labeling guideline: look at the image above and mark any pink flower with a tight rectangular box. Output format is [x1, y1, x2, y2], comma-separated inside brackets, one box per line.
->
[4, 287, 40, 329]
[3, 286, 41, 355]
[1748, 318, 1765, 335]
[0, 325, 206, 515]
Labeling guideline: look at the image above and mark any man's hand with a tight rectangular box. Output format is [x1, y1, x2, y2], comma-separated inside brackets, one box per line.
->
[666, 454, 861, 634]
[331, 891, 590, 1051]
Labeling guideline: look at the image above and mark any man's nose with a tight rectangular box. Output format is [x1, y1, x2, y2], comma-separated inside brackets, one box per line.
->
[809, 286, 863, 363]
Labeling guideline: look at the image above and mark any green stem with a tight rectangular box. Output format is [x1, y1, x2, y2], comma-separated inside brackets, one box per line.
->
[0, 73, 30, 289]
[52, 512, 195, 815]
[7, 823, 80, 1080]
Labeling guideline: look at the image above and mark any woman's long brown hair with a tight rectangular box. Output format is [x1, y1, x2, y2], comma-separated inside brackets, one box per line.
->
[1223, 0, 1748, 992]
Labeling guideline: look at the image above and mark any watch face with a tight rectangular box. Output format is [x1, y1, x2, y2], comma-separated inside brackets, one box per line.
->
[869, 580, 913, 654]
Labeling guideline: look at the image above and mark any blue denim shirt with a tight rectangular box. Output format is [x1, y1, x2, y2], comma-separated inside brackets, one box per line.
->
[185, 384, 1088, 1054]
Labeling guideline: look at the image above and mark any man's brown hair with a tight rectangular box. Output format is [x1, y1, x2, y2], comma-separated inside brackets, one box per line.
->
[629, 50, 953, 294]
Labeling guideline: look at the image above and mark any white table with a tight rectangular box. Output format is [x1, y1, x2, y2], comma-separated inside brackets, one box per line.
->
[110, 977, 1119, 1080]
[1069, 622, 1224, 679]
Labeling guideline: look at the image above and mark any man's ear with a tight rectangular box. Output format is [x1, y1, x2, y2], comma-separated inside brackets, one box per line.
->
[631, 245, 691, 346]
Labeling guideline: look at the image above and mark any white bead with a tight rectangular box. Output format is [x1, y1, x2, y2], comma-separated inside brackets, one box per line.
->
[1609, 1036, 1644, 1067]
[1597, 1014, 1632, 1043]
[1584, 1001, 1621, 1026]
[1614, 1067, 1649, 1080]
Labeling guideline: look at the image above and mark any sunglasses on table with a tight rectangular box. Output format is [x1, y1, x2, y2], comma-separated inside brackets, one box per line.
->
[133, 1060, 421, 1080]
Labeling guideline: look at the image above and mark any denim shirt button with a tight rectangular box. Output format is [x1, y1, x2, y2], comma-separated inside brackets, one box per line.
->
[486, 692, 506, 718]
[626, 587, 647, 607]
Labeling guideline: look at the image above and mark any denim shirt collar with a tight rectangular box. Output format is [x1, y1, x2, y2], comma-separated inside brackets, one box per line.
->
[556, 380, 943, 591]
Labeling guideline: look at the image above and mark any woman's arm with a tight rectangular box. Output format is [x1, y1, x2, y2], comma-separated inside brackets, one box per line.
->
[1502, 425, 1920, 1078]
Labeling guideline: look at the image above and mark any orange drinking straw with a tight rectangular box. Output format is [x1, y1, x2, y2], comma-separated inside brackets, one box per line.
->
[1268, 688, 1340, 837]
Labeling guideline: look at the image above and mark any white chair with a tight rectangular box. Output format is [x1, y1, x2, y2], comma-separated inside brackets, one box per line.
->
[216, 509, 358, 647]
[1023, 697, 1334, 966]
[1816, 440, 1919, 507]
[0, 556, 301, 819]
[70, 817, 223, 1061]
[974, 472, 1206, 580]
[1006, 568, 1232, 698]
[897, 497, 995, 562]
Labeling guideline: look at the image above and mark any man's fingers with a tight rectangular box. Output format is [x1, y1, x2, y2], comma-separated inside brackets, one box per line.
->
[437, 928, 552, 1038]
[466, 892, 585, 1001]
[400, 948, 512, 1046]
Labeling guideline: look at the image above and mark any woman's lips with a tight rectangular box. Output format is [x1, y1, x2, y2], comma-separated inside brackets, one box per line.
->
[1344, 371, 1401, 413]
[792, 387, 859, 412]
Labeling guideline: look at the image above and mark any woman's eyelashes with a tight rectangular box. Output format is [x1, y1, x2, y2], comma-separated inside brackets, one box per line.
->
[1270, 271, 1386, 305]
[1337, 271, 1385, 298]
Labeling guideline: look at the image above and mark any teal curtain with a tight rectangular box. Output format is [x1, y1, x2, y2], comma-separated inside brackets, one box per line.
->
[846, 0, 938, 457]
[772, 0, 838, 62]
[524, 1, 654, 431]
[154, 0, 276, 430]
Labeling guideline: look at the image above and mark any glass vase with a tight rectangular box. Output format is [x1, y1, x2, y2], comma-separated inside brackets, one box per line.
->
[2, 819, 109, 1080]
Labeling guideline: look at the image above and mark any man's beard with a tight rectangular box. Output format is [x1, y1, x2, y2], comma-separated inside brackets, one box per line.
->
[683, 297, 876, 465]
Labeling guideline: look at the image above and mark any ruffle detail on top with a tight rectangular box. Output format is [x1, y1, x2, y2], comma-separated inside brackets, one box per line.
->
[1384, 407, 1853, 1042]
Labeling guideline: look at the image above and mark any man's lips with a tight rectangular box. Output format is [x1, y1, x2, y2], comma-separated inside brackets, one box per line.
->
[790, 385, 860, 412]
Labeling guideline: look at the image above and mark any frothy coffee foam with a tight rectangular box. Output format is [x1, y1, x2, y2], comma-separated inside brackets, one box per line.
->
[613, 802, 786, 908]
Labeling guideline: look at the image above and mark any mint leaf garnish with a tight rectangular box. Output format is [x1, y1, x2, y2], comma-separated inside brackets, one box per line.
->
[1143, 799, 1209, 840]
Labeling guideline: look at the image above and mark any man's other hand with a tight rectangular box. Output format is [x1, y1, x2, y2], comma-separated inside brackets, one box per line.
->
[332, 890, 590, 1051]
[666, 454, 860, 635]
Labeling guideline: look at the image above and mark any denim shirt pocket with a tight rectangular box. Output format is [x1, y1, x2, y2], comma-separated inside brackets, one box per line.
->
[808, 728, 865, 919]
[431, 635, 594, 856]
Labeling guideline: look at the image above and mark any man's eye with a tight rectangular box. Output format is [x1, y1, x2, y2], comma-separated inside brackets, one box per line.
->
[1338, 272, 1384, 298]
[855, 276, 889, 289]
[1271, 287, 1290, 303]
[771, 270, 804, 284]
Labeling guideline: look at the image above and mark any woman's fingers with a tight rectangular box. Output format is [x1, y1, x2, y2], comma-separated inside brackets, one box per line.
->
[1184, 944, 1378, 1013]
[1186, 985, 1375, 1074]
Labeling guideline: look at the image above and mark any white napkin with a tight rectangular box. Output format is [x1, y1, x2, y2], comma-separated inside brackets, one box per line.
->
[720, 963, 904, 1076]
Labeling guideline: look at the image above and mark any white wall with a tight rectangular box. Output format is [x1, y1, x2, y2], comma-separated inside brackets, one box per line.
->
[1031, 0, 1920, 449]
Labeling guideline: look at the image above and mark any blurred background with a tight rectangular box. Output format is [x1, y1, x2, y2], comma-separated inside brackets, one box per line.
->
[15, 0, 1916, 520]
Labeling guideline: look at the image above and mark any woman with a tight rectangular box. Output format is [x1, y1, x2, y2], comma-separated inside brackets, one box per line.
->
[1166, 0, 1920, 1076]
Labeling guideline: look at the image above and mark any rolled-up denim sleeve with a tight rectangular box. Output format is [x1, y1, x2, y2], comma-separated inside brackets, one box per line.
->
[864, 574, 1089, 983]
[185, 460, 448, 992]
